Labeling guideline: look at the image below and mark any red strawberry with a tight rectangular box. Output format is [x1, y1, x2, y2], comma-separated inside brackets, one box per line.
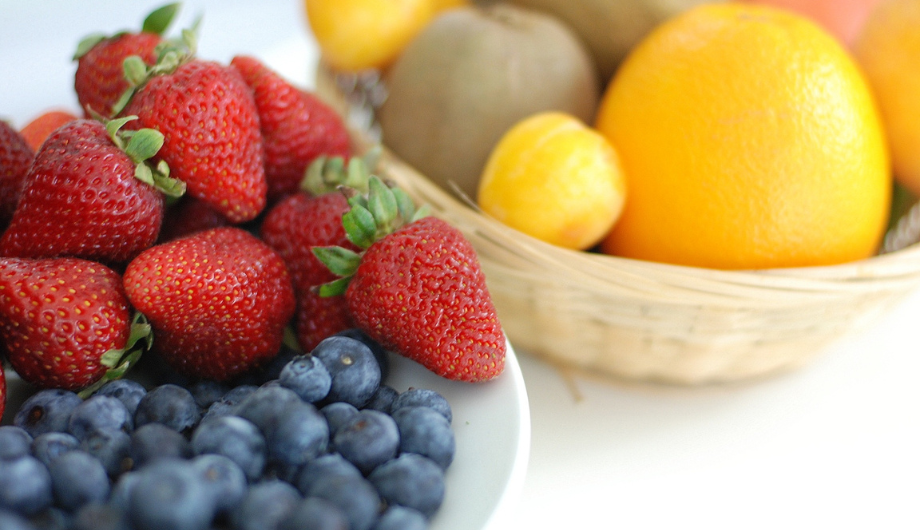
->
[0, 120, 34, 228]
[231, 55, 352, 202]
[0, 257, 151, 391]
[157, 195, 231, 243]
[73, 3, 179, 118]
[260, 155, 376, 352]
[19, 109, 79, 151]
[316, 178, 506, 382]
[123, 58, 267, 223]
[123, 227, 296, 381]
[0, 118, 183, 265]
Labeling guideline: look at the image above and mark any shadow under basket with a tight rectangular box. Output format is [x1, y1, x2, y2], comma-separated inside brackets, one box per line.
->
[315, 62, 920, 386]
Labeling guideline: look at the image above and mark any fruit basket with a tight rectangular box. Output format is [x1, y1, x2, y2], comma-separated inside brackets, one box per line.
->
[315, 63, 920, 386]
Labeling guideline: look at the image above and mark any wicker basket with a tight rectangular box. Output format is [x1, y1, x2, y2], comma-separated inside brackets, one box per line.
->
[315, 63, 920, 386]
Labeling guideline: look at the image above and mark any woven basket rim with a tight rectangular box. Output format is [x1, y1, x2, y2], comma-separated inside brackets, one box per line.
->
[316, 62, 920, 308]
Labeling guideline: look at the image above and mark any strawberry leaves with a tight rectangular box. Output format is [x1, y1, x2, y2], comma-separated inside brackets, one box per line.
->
[103, 116, 185, 198]
[314, 175, 428, 296]
[78, 313, 153, 398]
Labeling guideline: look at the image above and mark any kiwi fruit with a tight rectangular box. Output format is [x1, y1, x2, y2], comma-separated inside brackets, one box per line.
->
[377, 3, 600, 200]
[508, 0, 724, 84]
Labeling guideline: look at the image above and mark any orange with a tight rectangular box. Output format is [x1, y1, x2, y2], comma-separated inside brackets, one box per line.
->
[305, 0, 434, 72]
[853, 0, 920, 198]
[595, 3, 890, 270]
[737, 0, 883, 45]
[19, 109, 79, 152]
[477, 112, 627, 250]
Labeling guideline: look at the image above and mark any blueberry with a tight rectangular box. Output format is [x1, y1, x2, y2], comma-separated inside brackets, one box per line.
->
[13, 389, 82, 438]
[0, 456, 53, 515]
[71, 502, 131, 530]
[332, 410, 399, 475]
[67, 396, 132, 440]
[31, 432, 79, 467]
[334, 328, 390, 382]
[266, 400, 329, 468]
[363, 385, 399, 414]
[108, 471, 142, 512]
[190, 415, 266, 482]
[0, 426, 33, 460]
[305, 473, 381, 530]
[295, 453, 363, 497]
[47, 450, 110, 512]
[251, 344, 301, 385]
[188, 380, 230, 410]
[230, 479, 301, 530]
[279, 355, 332, 403]
[127, 458, 214, 530]
[231, 385, 302, 434]
[278, 497, 349, 530]
[130, 423, 192, 468]
[95, 380, 147, 417]
[392, 406, 455, 470]
[80, 429, 132, 478]
[368, 454, 445, 519]
[200, 384, 258, 423]
[313, 336, 381, 408]
[372, 505, 428, 530]
[133, 384, 200, 434]
[0, 508, 34, 530]
[320, 402, 359, 436]
[26, 506, 71, 530]
[191, 454, 247, 515]
[391, 388, 452, 424]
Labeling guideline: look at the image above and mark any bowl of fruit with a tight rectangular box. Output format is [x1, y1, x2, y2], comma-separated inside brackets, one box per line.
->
[309, 0, 920, 385]
[0, 3, 529, 529]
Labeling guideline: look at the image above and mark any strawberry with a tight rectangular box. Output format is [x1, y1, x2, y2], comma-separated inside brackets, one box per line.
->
[122, 56, 267, 223]
[19, 109, 79, 151]
[123, 227, 296, 381]
[0, 120, 34, 229]
[316, 177, 506, 382]
[260, 154, 376, 352]
[157, 195, 231, 243]
[0, 257, 151, 392]
[230, 55, 352, 202]
[73, 3, 180, 118]
[0, 117, 183, 265]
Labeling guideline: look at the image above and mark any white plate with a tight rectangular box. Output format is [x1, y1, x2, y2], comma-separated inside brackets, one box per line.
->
[386, 342, 531, 530]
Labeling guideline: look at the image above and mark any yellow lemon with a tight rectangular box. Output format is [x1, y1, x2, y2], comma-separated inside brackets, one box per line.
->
[305, 0, 434, 72]
[477, 112, 627, 250]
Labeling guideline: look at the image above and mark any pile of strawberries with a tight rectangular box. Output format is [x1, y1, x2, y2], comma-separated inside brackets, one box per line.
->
[0, 3, 505, 418]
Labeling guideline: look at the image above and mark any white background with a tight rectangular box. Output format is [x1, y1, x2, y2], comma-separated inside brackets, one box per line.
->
[2, 1, 919, 528]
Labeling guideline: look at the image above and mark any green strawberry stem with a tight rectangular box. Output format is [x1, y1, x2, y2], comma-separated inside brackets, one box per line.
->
[313, 174, 430, 297]
[111, 15, 200, 117]
[141, 3, 182, 35]
[104, 116, 186, 198]
[300, 145, 382, 196]
[77, 312, 153, 399]
[73, 2, 181, 61]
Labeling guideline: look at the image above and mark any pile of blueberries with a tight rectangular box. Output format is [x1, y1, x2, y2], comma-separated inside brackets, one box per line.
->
[0, 330, 455, 530]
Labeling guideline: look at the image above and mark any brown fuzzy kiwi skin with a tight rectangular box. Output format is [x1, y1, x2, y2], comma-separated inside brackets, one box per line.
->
[507, 0, 723, 84]
[377, 3, 600, 201]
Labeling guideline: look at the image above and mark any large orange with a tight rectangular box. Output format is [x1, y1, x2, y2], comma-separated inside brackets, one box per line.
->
[595, 3, 890, 270]
[853, 0, 920, 198]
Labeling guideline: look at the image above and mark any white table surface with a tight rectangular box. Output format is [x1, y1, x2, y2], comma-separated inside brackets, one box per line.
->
[3, 1, 919, 529]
